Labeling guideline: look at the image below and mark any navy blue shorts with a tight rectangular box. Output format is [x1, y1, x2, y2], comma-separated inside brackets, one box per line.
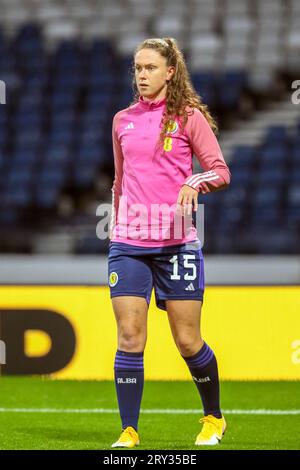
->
[108, 240, 205, 311]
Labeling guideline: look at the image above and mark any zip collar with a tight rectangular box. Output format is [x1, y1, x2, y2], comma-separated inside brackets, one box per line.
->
[138, 95, 167, 110]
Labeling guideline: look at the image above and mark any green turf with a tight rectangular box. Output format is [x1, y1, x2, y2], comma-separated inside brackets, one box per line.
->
[0, 378, 299, 450]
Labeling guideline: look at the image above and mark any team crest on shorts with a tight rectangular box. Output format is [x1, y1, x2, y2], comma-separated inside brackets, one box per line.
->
[166, 120, 178, 134]
[109, 272, 118, 287]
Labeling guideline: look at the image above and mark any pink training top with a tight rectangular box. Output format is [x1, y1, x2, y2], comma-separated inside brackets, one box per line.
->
[110, 95, 231, 247]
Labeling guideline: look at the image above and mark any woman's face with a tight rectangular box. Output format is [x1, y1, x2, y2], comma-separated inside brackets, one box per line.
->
[134, 48, 175, 100]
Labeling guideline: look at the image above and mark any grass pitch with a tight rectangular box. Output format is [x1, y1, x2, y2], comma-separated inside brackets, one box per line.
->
[0, 378, 299, 450]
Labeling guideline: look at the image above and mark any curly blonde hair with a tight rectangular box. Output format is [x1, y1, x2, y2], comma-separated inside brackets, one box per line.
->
[131, 37, 218, 145]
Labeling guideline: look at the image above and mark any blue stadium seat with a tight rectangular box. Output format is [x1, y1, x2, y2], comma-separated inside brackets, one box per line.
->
[15, 130, 42, 149]
[73, 163, 97, 188]
[229, 167, 252, 186]
[15, 112, 43, 128]
[0, 132, 7, 149]
[191, 71, 217, 108]
[77, 146, 103, 163]
[250, 204, 281, 225]
[82, 109, 108, 125]
[50, 92, 77, 110]
[18, 91, 43, 108]
[54, 41, 82, 67]
[38, 167, 66, 187]
[2, 186, 32, 207]
[286, 206, 300, 226]
[86, 92, 114, 108]
[260, 145, 286, 164]
[13, 150, 38, 166]
[230, 146, 256, 167]
[50, 117, 74, 130]
[0, 209, 21, 226]
[213, 229, 236, 254]
[25, 72, 48, 88]
[263, 125, 288, 145]
[221, 186, 248, 206]
[254, 228, 299, 254]
[290, 168, 300, 184]
[45, 146, 70, 165]
[291, 145, 300, 161]
[218, 70, 247, 109]
[6, 168, 33, 186]
[217, 206, 244, 227]
[0, 150, 5, 168]
[253, 187, 281, 205]
[287, 184, 300, 206]
[87, 75, 116, 91]
[56, 73, 83, 88]
[236, 227, 299, 254]
[257, 167, 286, 185]
[48, 128, 73, 145]
[0, 106, 8, 125]
[34, 185, 60, 209]
[88, 38, 114, 56]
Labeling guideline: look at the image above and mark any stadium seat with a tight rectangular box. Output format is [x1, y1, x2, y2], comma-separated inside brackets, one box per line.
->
[263, 125, 289, 144]
[252, 187, 281, 206]
[2, 186, 32, 207]
[287, 184, 300, 206]
[254, 228, 299, 254]
[35, 185, 60, 209]
[230, 146, 256, 167]
[260, 145, 287, 164]
[257, 167, 286, 185]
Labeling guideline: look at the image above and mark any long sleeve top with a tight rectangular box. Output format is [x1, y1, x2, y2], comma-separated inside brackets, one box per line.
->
[110, 95, 231, 247]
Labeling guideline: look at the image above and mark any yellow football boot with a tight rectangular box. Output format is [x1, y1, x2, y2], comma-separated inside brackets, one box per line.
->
[111, 426, 140, 448]
[195, 415, 226, 446]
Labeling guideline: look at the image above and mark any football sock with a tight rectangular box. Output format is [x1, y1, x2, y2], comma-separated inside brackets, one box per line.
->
[114, 349, 144, 431]
[182, 342, 222, 418]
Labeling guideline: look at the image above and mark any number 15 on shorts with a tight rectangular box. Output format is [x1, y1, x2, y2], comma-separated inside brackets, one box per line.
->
[170, 254, 197, 280]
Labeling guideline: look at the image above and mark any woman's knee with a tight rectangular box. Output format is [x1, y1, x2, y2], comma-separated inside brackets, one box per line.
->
[118, 324, 146, 352]
[175, 334, 203, 357]
[114, 299, 148, 352]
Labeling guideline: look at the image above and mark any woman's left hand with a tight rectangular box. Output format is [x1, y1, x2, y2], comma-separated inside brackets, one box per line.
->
[176, 184, 198, 216]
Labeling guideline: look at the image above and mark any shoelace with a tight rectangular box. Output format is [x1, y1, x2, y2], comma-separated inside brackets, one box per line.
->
[120, 427, 136, 441]
[199, 417, 218, 438]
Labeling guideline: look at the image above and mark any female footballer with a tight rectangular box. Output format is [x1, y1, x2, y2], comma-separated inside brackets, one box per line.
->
[108, 38, 231, 448]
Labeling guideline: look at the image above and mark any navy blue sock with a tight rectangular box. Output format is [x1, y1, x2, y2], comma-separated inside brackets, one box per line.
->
[114, 350, 144, 431]
[182, 342, 222, 418]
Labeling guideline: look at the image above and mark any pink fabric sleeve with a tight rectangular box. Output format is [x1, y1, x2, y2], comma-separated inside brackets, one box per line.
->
[110, 112, 124, 236]
[184, 108, 231, 194]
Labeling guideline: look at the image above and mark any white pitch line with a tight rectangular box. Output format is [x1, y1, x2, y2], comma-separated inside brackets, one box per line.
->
[0, 408, 299, 415]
